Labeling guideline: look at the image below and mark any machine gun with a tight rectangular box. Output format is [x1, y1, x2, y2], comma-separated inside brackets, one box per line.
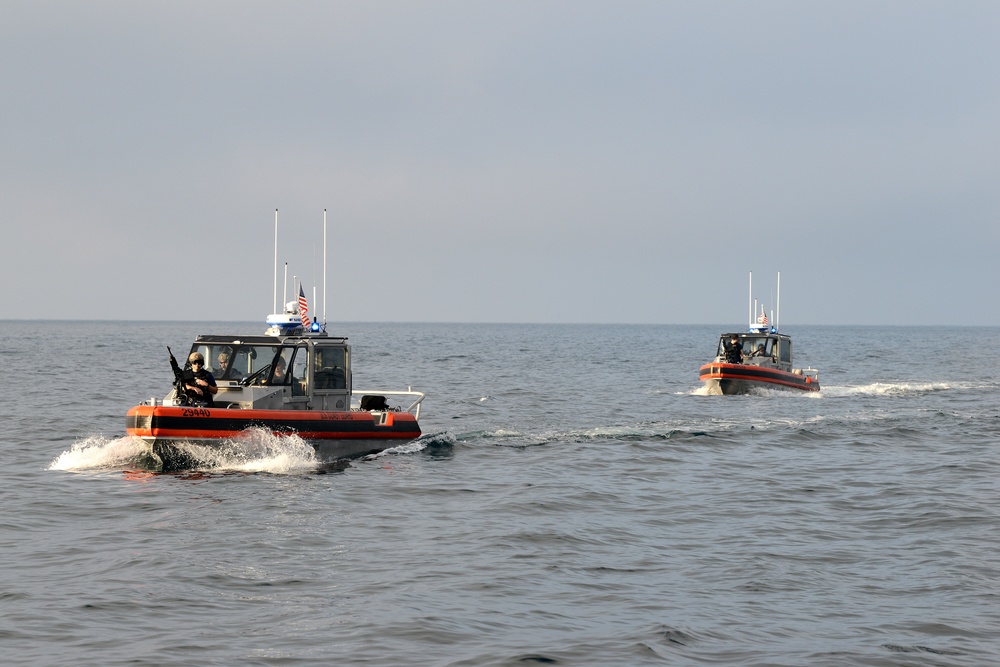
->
[167, 346, 192, 406]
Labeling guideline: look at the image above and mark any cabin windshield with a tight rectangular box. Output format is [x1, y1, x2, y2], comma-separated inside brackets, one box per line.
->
[313, 346, 348, 390]
[744, 337, 774, 359]
[716, 335, 777, 360]
[189, 343, 284, 381]
[265, 345, 307, 395]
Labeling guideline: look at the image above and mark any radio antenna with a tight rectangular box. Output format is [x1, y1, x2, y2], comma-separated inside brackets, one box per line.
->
[272, 209, 278, 313]
[323, 209, 328, 326]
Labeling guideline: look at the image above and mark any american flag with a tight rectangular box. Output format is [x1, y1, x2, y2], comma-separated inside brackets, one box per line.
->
[757, 307, 768, 326]
[298, 285, 311, 327]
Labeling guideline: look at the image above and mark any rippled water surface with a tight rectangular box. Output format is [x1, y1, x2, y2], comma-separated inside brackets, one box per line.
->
[2, 321, 999, 666]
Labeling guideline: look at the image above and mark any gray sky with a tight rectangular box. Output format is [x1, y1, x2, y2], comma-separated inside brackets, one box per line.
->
[2, 2, 998, 325]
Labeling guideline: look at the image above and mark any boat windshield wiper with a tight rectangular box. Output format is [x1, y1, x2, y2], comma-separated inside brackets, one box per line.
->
[239, 364, 271, 387]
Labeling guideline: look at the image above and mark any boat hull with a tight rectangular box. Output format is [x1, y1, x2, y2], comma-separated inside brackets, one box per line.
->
[699, 362, 820, 395]
[126, 405, 420, 470]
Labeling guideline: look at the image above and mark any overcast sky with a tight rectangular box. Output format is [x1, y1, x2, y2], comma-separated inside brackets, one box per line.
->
[2, 2, 997, 325]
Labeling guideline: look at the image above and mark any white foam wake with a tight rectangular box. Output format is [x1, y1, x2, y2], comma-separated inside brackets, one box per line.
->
[48, 429, 321, 474]
[821, 381, 958, 397]
[187, 429, 319, 473]
[48, 435, 152, 471]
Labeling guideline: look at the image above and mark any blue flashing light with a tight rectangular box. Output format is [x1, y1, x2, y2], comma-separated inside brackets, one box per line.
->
[310, 321, 322, 332]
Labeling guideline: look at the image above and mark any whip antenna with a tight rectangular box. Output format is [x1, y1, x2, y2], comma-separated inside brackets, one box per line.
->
[777, 271, 781, 331]
[323, 209, 328, 326]
[272, 209, 278, 313]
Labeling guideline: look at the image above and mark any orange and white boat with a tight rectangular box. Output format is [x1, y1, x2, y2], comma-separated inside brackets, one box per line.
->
[699, 272, 820, 395]
[126, 211, 424, 470]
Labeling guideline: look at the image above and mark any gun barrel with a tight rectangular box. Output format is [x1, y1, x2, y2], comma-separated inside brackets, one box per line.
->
[167, 346, 185, 380]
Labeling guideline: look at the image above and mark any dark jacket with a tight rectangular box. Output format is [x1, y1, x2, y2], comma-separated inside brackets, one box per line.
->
[724, 339, 743, 364]
[183, 368, 217, 406]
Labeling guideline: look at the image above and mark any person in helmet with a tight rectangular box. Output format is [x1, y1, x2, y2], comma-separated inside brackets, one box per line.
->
[723, 335, 744, 364]
[183, 352, 218, 406]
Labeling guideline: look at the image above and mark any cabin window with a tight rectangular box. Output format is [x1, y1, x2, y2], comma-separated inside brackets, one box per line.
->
[246, 346, 279, 377]
[188, 344, 244, 380]
[779, 341, 791, 363]
[225, 345, 283, 384]
[314, 347, 347, 390]
[279, 349, 293, 384]
[747, 337, 774, 358]
[204, 345, 244, 380]
[269, 347, 295, 386]
[291, 346, 308, 385]
[259, 346, 304, 396]
[291, 345, 307, 395]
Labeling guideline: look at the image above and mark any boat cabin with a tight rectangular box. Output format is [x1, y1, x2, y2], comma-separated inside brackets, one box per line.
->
[181, 333, 352, 411]
[716, 331, 793, 372]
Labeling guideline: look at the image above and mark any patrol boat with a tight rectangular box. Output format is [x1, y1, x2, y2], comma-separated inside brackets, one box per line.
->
[126, 211, 424, 470]
[699, 273, 820, 395]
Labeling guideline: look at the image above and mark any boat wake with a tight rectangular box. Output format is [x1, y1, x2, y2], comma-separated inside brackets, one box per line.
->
[441, 423, 739, 449]
[48, 436, 156, 472]
[680, 385, 821, 398]
[820, 381, 987, 397]
[367, 438, 432, 458]
[681, 380, 994, 399]
[166, 429, 321, 473]
[50, 427, 437, 474]
[50, 430, 320, 474]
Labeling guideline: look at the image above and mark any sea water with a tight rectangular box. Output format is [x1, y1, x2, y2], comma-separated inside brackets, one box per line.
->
[2, 320, 999, 666]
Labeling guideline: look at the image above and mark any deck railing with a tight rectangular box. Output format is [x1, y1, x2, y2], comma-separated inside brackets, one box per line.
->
[351, 387, 425, 420]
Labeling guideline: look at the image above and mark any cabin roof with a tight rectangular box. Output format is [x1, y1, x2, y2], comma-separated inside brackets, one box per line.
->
[719, 331, 791, 341]
[193, 334, 348, 345]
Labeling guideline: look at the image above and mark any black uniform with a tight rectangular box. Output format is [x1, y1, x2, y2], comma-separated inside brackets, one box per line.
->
[183, 367, 217, 406]
[724, 339, 743, 364]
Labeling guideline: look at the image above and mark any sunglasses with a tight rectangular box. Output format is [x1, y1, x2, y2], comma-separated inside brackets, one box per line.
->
[191, 360, 204, 366]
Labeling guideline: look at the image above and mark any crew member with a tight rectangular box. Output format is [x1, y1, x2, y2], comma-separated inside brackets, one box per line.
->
[724, 336, 743, 364]
[269, 356, 304, 395]
[184, 352, 218, 406]
[215, 350, 239, 380]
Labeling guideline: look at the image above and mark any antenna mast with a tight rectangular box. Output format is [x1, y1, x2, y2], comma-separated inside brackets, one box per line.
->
[777, 271, 781, 331]
[323, 209, 328, 326]
[748, 271, 753, 328]
[272, 209, 278, 313]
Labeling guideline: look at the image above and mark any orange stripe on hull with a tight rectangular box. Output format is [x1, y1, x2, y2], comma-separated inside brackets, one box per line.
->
[699, 363, 820, 392]
[125, 405, 421, 441]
